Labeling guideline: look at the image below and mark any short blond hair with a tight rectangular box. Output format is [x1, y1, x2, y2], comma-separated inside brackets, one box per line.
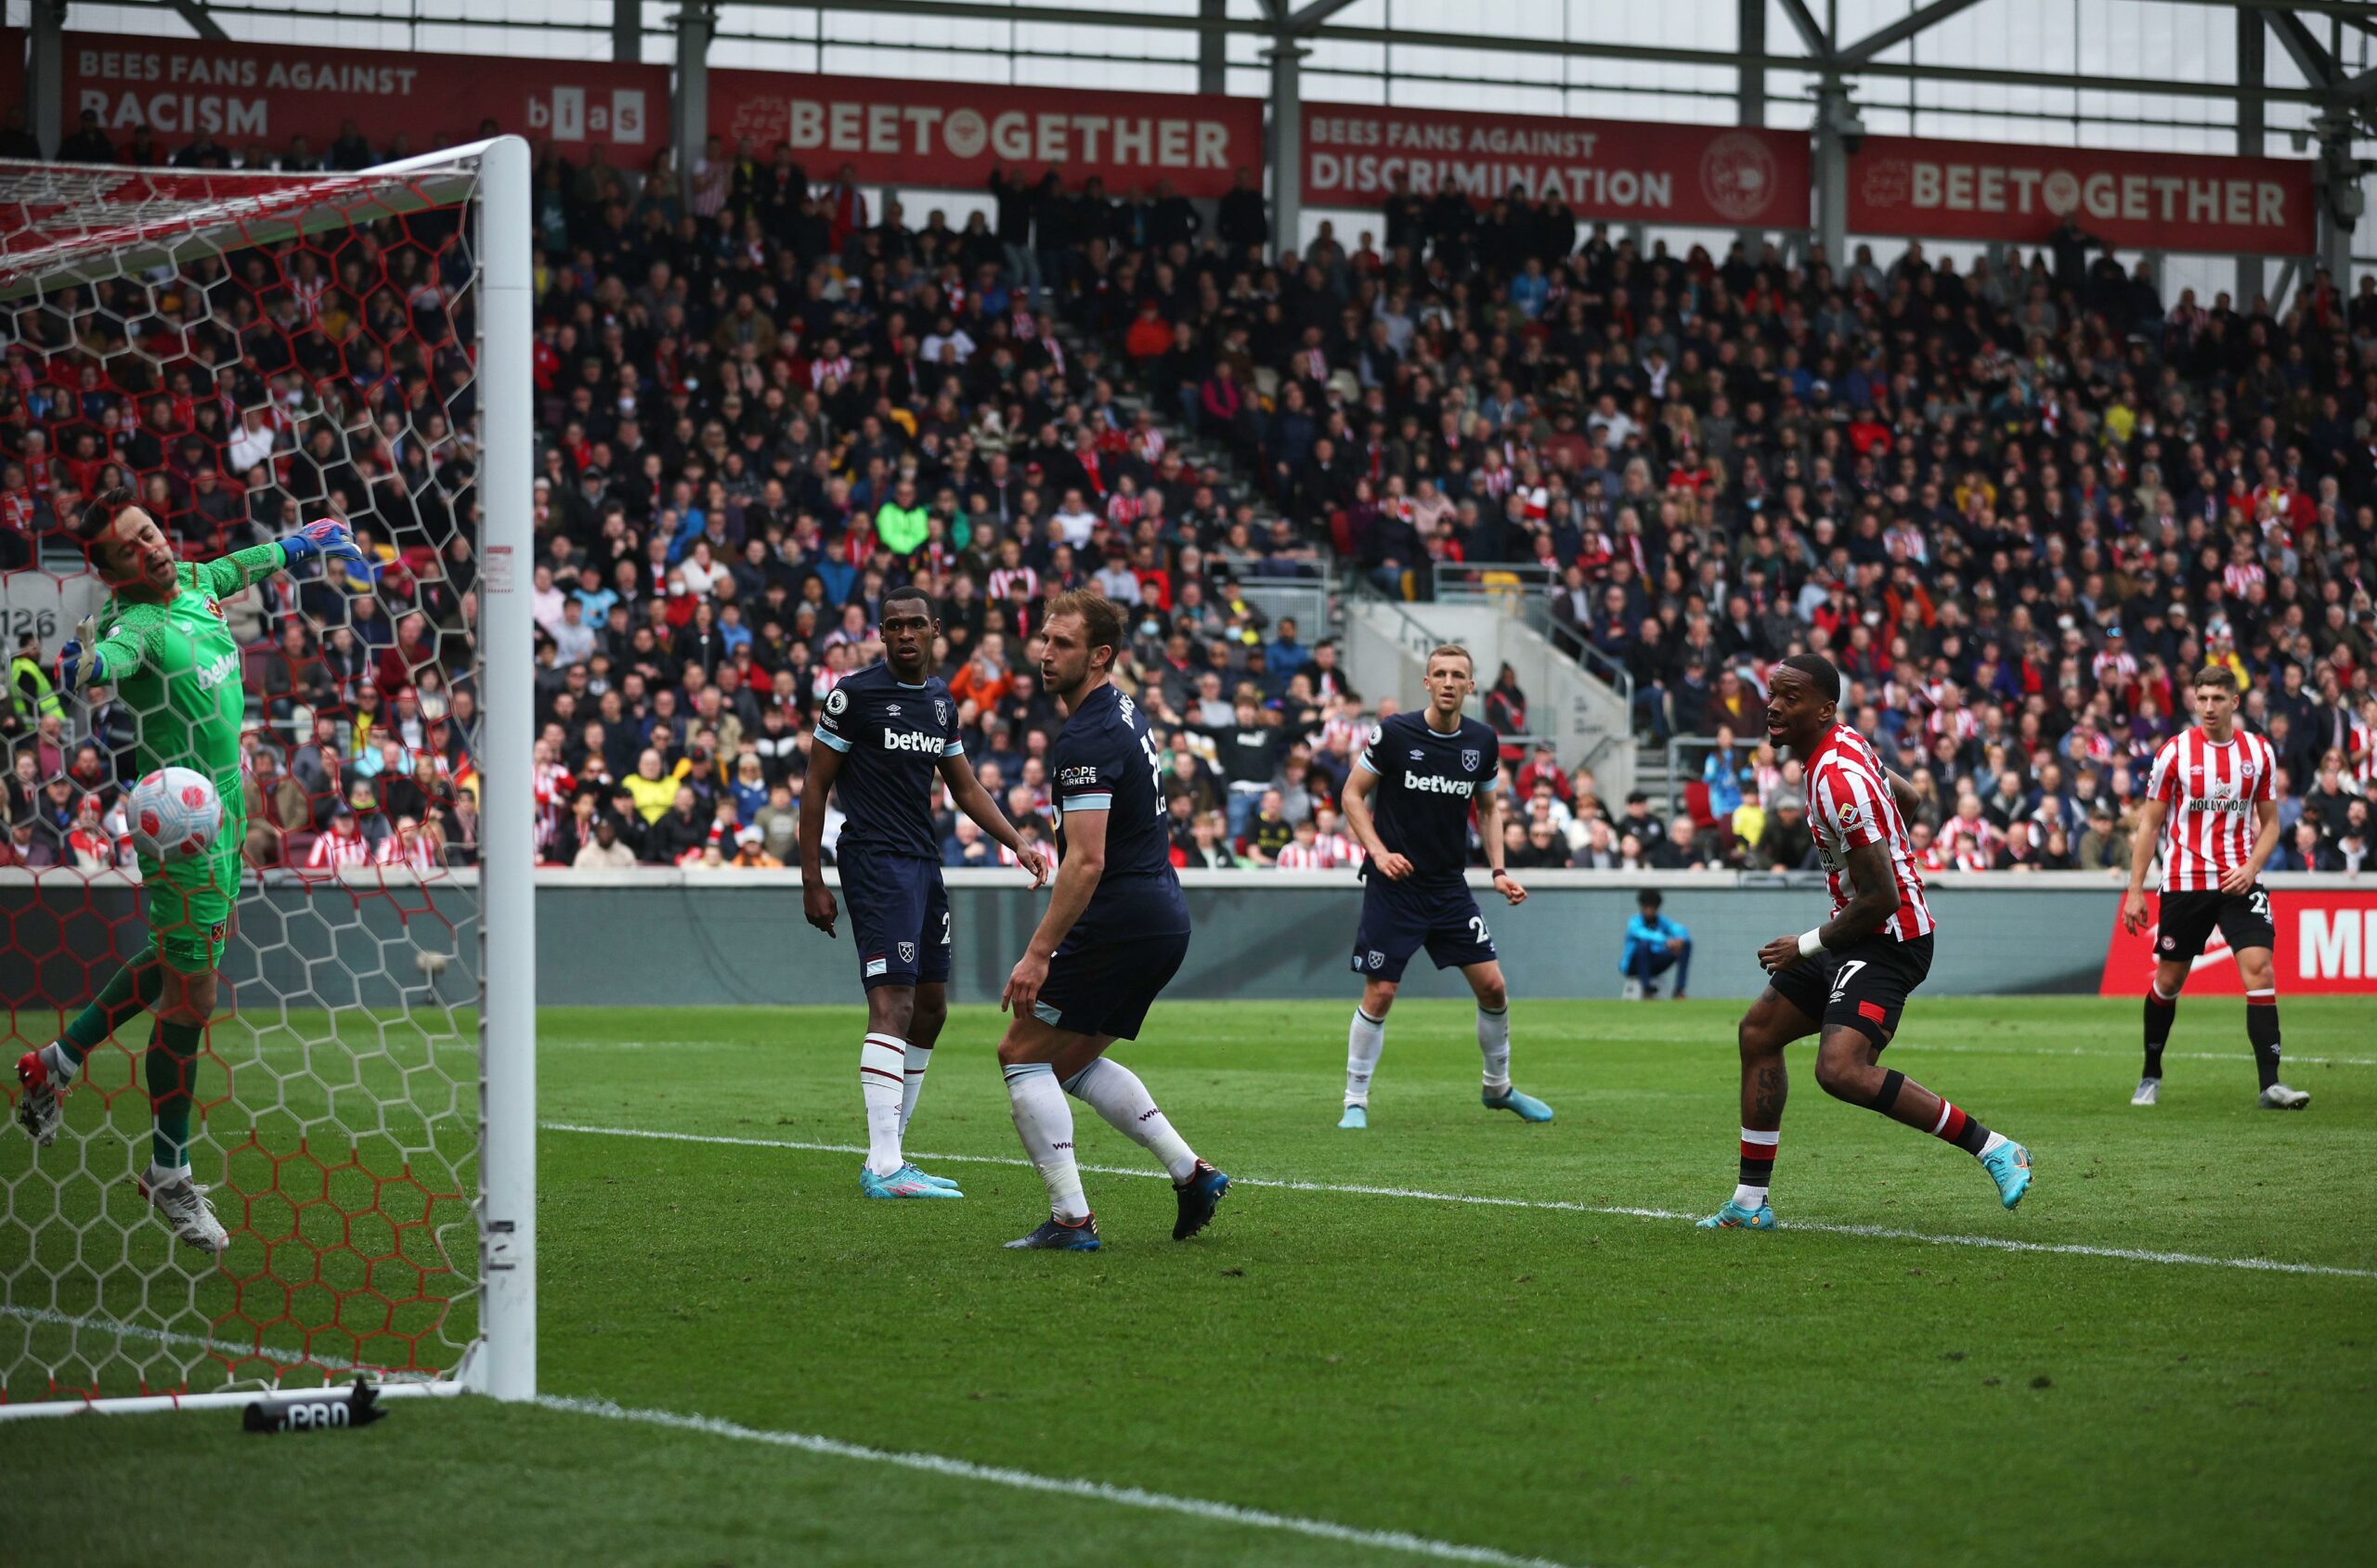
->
[1425, 643, 1474, 674]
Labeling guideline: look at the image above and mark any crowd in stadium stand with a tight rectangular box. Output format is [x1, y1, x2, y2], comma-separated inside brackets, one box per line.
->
[4, 116, 2376, 879]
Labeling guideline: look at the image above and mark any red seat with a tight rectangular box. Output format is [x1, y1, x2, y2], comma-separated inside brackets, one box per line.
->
[1684, 780, 1716, 830]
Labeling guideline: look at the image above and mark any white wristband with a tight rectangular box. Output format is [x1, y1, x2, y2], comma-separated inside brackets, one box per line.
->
[1798, 927, 1826, 959]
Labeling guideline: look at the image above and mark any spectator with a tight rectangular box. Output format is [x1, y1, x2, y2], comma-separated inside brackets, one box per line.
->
[648, 785, 710, 865]
[1756, 797, 1813, 872]
[1619, 890, 1692, 1001]
[242, 748, 312, 867]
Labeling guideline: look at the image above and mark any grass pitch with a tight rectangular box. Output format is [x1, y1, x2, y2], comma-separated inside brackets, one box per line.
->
[6, 996, 2374, 1566]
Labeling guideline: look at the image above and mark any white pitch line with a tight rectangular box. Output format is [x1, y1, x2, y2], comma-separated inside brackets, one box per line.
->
[538, 1393, 1582, 1568]
[541, 1121, 2377, 1282]
[0, 1302, 438, 1384]
[543, 1035, 2377, 1069]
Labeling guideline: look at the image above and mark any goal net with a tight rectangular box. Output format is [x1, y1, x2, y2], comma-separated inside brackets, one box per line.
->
[0, 144, 534, 1413]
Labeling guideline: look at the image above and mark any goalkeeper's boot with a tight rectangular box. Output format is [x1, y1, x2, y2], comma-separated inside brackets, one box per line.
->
[1980, 1138, 2033, 1211]
[1696, 1199, 1777, 1230]
[1484, 1084, 1554, 1122]
[1005, 1213, 1100, 1251]
[13, 1047, 69, 1147]
[2131, 1077, 2160, 1107]
[1337, 1103, 1368, 1130]
[1172, 1160, 1230, 1241]
[2259, 1083, 2310, 1110]
[860, 1162, 963, 1199]
[139, 1170, 230, 1255]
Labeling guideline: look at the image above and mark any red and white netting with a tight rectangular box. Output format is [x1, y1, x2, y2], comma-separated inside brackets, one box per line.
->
[1, 152, 494, 1405]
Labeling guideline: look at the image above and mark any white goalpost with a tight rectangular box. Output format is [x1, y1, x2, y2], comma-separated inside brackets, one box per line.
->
[0, 138, 534, 1415]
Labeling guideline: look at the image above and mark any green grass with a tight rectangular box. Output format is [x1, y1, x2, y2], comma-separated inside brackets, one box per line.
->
[6, 997, 2376, 1566]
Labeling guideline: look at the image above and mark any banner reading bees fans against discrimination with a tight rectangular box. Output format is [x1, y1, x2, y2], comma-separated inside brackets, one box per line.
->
[706, 71, 1263, 201]
[1302, 103, 1810, 229]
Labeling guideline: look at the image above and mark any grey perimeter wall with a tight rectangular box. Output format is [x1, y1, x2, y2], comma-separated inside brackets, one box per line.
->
[2, 869, 2168, 1010]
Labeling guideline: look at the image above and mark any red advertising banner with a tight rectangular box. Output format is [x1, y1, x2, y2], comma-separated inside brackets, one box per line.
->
[1302, 104, 1809, 229]
[2098, 888, 2377, 996]
[64, 34, 665, 156]
[1849, 135, 2317, 256]
[708, 71, 1262, 201]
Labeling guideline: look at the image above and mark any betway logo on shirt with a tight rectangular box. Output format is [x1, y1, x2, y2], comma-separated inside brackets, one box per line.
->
[1404, 771, 1474, 797]
[882, 731, 941, 754]
[195, 650, 240, 690]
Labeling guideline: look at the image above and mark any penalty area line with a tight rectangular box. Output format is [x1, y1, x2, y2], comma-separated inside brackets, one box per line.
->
[538, 1393, 1583, 1568]
[541, 1121, 2377, 1282]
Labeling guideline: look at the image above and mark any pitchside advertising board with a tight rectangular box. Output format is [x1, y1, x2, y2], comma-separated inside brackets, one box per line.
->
[706, 71, 1262, 201]
[1303, 104, 1811, 230]
[60, 34, 662, 156]
[1849, 136, 2318, 256]
[2100, 888, 2377, 996]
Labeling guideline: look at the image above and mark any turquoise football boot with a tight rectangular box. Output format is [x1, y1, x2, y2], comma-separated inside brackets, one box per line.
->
[1483, 1085, 1554, 1122]
[1696, 1199, 1777, 1229]
[860, 1162, 963, 1199]
[1337, 1104, 1368, 1130]
[1980, 1139, 2033, 1211]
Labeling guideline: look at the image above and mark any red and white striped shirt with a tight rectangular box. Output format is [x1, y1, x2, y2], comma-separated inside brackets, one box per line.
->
[2147, 725, 2274, 891]
[1273, 839, 1330, 871]
[1804, 722, 1936, 942]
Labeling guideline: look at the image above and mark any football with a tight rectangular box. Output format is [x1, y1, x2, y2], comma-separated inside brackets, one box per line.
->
[126, 766, 224, 863]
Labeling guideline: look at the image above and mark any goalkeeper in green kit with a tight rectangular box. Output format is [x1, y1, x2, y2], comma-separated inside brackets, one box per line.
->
[12, 486, 365, 1255]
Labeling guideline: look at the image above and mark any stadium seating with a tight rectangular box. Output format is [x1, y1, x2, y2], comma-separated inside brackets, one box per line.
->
[4, 124, 2372, 881]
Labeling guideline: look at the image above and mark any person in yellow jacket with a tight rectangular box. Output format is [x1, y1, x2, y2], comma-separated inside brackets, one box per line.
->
[9, 633, 63, 726]
[623, 746, 681, 823]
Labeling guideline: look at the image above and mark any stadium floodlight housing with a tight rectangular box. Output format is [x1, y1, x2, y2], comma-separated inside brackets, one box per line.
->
[0, 137, 534, 1417]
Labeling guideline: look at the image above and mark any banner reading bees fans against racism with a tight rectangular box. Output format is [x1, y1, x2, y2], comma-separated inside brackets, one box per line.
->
[707, 71, 1264, 201]
[1302, 103, 1810, 229]
[60, 32, 663, 156]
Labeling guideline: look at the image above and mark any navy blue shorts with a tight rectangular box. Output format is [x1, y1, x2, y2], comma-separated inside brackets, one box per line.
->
[1351, 876, 1496, 983]
[1034, 929, 1190, 1041]
[838, 844, 952, 991]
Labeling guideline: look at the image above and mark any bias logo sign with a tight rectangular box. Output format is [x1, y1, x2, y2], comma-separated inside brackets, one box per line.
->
[527, 86, 649, 146]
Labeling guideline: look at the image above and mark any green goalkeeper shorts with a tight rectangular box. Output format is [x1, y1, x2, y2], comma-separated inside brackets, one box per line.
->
[141, 828, 242, 975]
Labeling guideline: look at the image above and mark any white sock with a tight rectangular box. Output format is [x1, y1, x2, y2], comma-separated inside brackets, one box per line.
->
[146, 1161, 192, 1186]
[1345, 1007, 1385, 1107]
[860, 1033, 906, 1177]
[898, 1039, 934, 1134]
[1477, 1004, 1512, 1093]
[1731, 1183, 1769, 1209]
[1066, 1058, 1198, 1182]
[1978, 1130, 2008, 1159]
[1004, 1062, 1088, 1221]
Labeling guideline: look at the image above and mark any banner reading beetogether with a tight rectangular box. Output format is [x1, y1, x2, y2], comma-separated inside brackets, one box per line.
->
[708, 71, 1262, 201]
[1850, 135, 2318, 256]
[1302, 103, 1810, 229]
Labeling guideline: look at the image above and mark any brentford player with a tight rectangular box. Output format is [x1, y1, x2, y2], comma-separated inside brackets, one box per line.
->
[1702, 655, 2033, 1231]
[2122, 667, 2306, 1109]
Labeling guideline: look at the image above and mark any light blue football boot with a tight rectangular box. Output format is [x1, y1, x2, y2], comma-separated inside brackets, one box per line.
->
[1483, 1085, 1554, 1122]
[1337, 1104, 1368, 1130]
[860, 1162, 963, 1199]
[1980, 1139, 2033, 1211]
[1696, 1199, 1778, 1229]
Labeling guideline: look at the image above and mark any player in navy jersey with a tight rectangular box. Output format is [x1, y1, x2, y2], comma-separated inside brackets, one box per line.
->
[800, 587, 1047, 1200]
[1335, 644, 1552, 1129]
[995, 591, 1229, 1251]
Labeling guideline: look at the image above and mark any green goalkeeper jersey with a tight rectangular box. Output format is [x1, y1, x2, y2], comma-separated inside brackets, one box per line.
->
[90, 541, 286, 804]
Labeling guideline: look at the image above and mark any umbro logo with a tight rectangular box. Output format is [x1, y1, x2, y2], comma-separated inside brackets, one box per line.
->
[1409, 749, 1424, 761]
[887, 703, 901, 716]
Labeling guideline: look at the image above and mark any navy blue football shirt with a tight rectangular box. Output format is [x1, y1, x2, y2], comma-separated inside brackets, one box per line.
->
[1051, 681, 1190, 938]
[813, 662, 963, 860]
[1357, 710, 1500, 883]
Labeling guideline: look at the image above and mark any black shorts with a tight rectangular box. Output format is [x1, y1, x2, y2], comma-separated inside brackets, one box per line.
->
[1351, 876, 1496, 983]
[1770, 931, 1933, 1047]
[2156, 886, 2276, 964]
[838, 844, 952, 991]
[1034, 929, 1190, 1041]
